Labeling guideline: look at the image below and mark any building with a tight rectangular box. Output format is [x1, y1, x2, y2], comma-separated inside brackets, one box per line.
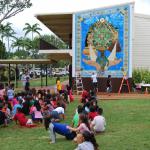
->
[133, 14, 150, 70]
[37, 2, 150, 92]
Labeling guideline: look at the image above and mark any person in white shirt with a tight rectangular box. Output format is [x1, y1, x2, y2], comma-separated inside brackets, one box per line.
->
[91, 72, 98, 92]
[91, 107, 106, 133]
[21, 72, 30, 88]
[7, 85, 14, 101]
[53, 103, 65, 120]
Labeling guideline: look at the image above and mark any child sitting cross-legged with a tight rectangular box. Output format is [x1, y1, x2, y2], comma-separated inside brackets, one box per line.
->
[90, 107, 106, 133]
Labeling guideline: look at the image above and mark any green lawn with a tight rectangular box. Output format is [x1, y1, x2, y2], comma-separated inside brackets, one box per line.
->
[0, 99, 150, 150]
[6, 76, 68, 89]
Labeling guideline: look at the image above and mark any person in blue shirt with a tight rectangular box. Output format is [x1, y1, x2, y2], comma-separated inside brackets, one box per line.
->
[44, 117, 76, 143]
[12, 100, 22, 116]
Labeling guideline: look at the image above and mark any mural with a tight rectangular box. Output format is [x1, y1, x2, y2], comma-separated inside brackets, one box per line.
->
[73, 4, 133, 77]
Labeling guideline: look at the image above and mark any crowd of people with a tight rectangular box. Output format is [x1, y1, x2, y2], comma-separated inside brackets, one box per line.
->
[0, 76, 106, 150]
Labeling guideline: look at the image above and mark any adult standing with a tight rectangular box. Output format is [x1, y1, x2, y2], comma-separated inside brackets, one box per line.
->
[106, 75, 112, 95]
[91, 72, 98, 93]
[21, 71, 30, 90]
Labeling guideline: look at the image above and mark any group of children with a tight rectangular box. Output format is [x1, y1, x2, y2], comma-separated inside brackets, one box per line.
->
[43, 88, 106, 150]
[0, 82, 73, 126]
[0, 80, 106, 150]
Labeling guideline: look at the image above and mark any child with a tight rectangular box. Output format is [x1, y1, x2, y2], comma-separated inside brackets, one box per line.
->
[88, 106, 98, 121]
[12, 100, 22, 116]
[106, 75, 112, 94]
[51, 96, 57, 108]
[69, 89, 74, 102]
[67, 114, 90, 134]
[71, 105, 83, 128]
[2, 103, 12, 123]
[91, 107, 106, 133]
[0, 104, 7, 126]
[30, 101, 43, 123]
[53, 103, 65, 120]
[56, 77, 62, 92]
[75, 131, 99, 150]
[80, 89, 89, 103]
[13, 107, 35, 127]
[44, 117, 76, 143]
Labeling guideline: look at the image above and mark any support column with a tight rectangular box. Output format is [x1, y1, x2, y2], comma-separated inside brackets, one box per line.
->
[41, 64, 43, 88]
[46, 64, 48, 86]
[8, 64, 11, 85]
[15, 64, 18, 88]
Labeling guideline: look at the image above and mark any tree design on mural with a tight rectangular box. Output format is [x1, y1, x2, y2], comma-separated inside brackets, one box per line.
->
[83, 18, 122, 72]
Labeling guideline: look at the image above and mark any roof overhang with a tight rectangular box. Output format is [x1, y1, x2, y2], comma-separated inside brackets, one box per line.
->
[39, 49, 72, 62]
[0, 59, 52, 64]
[36, 13, 72, 44]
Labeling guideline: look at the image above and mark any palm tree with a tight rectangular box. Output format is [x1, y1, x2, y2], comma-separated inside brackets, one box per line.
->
[11, 38, 22, 51]
[12, 37, 32, 51]
[23, 23, 42, 40]
[0, 24, 7, 42]
[1, 23, 16, 57]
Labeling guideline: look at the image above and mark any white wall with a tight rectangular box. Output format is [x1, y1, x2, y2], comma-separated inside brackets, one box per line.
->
[133, 14, 150, 70]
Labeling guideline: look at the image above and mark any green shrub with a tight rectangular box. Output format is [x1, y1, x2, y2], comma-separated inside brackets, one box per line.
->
[132, 69, 150, 83]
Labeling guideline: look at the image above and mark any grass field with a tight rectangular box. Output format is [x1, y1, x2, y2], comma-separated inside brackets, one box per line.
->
[0, 99, 150, 150]
[5, 76, 68, 89]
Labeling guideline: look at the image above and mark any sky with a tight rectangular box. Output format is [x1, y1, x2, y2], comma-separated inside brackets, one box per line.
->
[6, 0, 150, 38]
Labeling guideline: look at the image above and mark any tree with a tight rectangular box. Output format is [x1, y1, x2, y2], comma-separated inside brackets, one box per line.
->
[1, 22, 16, 57]
[0, 0, 32, 24]
[12, 37, 32, 52]
[31, 36, 40, 58]
[23, 23, 42, 58]
[41, 34, 68, 49]
[23, 23, 42, 40]
[13, 49, 29, 59]
[0, 40, 6, 59]
[11, 37, 22, 51]
[0, 24, 7, 42]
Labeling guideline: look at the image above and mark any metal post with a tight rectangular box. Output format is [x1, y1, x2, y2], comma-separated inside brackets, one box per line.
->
[46, 64, 48, 86]
[15, 64, 18, 88]
[41, 64, 43, 88]
[8, 64, 11, 84]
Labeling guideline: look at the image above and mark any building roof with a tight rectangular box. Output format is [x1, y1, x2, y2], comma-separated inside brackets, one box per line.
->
[36, 13, 72, 44]
[39, 49, 72, 62]
[0, 59, 52, 64]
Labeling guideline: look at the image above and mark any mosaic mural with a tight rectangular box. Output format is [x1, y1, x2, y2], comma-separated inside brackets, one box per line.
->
[73, 4, 133, 77]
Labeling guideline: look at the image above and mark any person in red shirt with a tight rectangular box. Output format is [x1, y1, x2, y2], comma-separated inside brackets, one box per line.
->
[88, 106, 98, 121]
[13, 107, 36, 127]
[80, 89, 89, 103]
[51, 96, 57, 108]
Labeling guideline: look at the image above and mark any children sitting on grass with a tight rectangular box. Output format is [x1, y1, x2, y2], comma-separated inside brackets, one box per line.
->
[91, 107, 106, 133]
[0, 104, 7, 127]
[75, 131, 99, 150]
[0, 81, 106, 149]
[30, 100, 43, 123]
[13, 107, 36, 127]
[67, 114, 91, 134]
